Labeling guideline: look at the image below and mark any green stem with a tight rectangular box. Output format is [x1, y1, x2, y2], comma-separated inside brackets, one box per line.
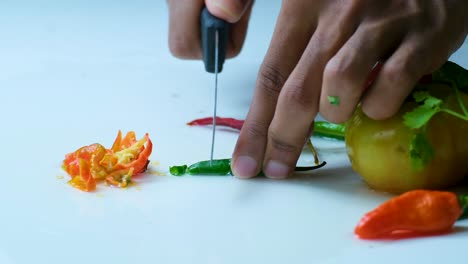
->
[453, 86, 468, 116]
[441, 108, 468, 121]
[458, 195, 468, 220]
[306, 139, 320, 165]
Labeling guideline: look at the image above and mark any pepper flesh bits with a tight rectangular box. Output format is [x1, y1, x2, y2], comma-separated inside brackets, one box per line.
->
[355, 190, 463, 239]
[62, 131, 153, 192]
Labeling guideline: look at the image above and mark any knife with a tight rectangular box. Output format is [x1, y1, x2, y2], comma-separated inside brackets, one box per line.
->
[200, 7, 229, 164]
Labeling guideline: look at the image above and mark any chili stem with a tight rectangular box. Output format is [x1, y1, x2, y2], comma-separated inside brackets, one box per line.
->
[306, 139, 320, 165]
[441, 108, 468, 121]
[453, 86, 468, 116]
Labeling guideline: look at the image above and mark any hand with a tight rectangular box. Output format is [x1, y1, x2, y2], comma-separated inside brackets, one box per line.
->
[231, 0, 468, 179]
[167, 0, 253, 59]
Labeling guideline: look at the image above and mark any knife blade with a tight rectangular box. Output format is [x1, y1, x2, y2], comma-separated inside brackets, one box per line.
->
[200, 7, 229, 164]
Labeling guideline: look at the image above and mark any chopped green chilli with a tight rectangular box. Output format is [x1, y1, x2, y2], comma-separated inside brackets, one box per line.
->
[169, 158, 326, 176]
[327, 96, 340, 106]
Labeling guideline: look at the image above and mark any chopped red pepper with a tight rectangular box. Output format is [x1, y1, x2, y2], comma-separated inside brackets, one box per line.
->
[67, 158, 96, 192]
[355, 190, 466, 239]
[62, 131, 153, 192]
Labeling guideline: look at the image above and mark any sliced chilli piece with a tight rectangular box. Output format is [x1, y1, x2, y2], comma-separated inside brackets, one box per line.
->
[62, 131, 153, 192]
[99, 150, 119, 172]
[68, 158, 96, 192]
[89, 144, 109, 180]
[111, 130, 123, 152]
[105, 167, 134, 188]
[114, 133, 153, 174]
[63, 143, 102, 177]
[132, 134, 153, 174]
[121, 131, 137, 149]
[80, 158, 96, 191]
[114, 135, 147, 165]
[111, 131, 137, 152]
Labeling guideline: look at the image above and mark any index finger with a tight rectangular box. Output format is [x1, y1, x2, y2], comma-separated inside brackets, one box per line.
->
[168, 0, 204, 59]
[231, 3, 316, 178]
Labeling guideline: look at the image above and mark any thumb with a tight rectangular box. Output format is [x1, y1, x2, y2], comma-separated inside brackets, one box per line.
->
[205, 0, 253, 23]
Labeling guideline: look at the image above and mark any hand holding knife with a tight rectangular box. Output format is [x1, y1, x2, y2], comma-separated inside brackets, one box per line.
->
[200, 7, 230, 164]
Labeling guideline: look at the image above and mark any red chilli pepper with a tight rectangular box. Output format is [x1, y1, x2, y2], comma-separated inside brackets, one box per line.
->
[187, 117, 244, 130]
[363, 62, 383, 91]
[355, 190, 468, 239]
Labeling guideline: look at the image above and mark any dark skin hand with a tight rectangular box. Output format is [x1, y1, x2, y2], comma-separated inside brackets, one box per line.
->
[167, 0, 253, 59]
[167, 0, 468, 179]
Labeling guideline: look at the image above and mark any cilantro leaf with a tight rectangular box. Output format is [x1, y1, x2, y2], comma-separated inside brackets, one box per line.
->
[413, 90, 430, 103]
[403, 91, 442, 129]
[409, 132, 434, 171]
[403, 61, 468, 170]
[432, 61, 468, 93]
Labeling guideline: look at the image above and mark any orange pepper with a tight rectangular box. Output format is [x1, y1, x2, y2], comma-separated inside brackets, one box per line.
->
[67, 158, 96, 192]
[115, 133, 152, 174]
[105, 167, 135, 188]
[63, 144, 102, 177]
[355, 190, 466, 239]
[111, 130, 138, 152]
[62, 131, 152, 192]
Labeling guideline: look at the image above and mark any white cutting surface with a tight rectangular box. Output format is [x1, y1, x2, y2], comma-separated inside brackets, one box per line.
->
[0, 1, 467, 263]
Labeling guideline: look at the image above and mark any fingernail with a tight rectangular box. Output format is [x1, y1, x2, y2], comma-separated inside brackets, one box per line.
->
[232, 156, 257, 178]
[264, 160, 290, 179]
[211, 0, 239, 22]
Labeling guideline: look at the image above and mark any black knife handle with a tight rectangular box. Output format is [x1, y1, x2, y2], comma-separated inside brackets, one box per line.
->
[200, 7, 229, 73]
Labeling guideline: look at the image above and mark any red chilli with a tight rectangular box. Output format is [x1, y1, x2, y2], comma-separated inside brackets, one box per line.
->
[355, 190, 467, 239]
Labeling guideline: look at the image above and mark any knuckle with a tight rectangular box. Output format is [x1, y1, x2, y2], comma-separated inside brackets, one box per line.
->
[244, 120, 269, 139]
[384, 57, 419, 84]
[324, 58, 355, 84]
[268, 131, 302, 154]
[307, 32, 335, 60]
[283, 79, 316, 112]
[360, 22, 386, 40]
[382, 63, 405, 84]
[257, 63, 287, 98]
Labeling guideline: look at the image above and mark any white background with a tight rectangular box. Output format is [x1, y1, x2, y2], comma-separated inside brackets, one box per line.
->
[0, 1, 467, 263]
